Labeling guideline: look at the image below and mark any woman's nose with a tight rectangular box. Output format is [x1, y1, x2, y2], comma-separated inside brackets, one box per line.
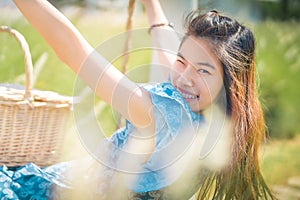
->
[177, 65, 195, 87]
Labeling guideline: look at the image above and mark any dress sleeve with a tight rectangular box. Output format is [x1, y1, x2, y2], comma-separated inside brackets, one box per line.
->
[143, 82, 203, 150]
[125, 82, 204, 192]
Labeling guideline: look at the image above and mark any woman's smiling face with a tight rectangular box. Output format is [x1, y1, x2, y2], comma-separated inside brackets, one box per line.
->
[171, 36, 224, 112]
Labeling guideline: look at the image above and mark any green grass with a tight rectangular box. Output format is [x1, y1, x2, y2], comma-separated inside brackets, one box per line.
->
[0, 19, 76, 95]
[260, 135, 300, 185]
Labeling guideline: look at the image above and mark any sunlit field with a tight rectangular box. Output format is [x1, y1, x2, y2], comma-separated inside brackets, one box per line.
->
[1, 6, 300, 199]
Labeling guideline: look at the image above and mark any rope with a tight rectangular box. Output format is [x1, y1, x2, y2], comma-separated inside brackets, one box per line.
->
[115, 0, 136, 129]
[121, 0, 135, 74]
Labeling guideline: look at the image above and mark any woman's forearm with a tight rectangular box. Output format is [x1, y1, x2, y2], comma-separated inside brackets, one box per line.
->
[13, 0, 92, 72]
[143, 0, 180, 78]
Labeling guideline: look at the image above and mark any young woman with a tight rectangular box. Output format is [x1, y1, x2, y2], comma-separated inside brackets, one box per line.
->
[0, 0, 275, 199]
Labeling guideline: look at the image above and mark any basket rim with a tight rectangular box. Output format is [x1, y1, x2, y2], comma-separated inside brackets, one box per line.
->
[0, 84, 77, 107]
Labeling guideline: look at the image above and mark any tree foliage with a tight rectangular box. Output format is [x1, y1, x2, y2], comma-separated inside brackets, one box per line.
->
[48, 0, 86, 7]
[258, 0, 300, 20]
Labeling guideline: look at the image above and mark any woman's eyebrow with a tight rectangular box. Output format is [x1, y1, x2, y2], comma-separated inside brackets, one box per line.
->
[196, 62, 216, 70]
[177, 52, 216, 70]
[177, 52, 185, 60]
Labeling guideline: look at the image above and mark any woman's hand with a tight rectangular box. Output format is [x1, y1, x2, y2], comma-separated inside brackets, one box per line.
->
[141, 0, 169, 25]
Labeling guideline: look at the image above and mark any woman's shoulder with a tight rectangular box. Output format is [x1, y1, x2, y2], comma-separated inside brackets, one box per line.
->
[109, 82, 204, 148]
[142, 82, 186, 108]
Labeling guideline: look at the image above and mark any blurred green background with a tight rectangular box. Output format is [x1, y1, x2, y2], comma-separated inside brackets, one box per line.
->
[1, 0, 300, 198]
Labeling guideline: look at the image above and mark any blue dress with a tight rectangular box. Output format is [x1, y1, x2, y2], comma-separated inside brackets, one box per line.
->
[0, 82, 204, 199]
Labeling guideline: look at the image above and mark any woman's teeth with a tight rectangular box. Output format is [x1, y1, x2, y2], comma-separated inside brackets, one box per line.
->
[179, 91, 198, 99]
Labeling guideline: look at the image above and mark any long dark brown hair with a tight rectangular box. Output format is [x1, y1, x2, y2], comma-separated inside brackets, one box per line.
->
[184, 10, 276, 199]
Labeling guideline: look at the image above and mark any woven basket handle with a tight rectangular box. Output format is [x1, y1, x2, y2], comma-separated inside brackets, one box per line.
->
[0, 25, 33, 100]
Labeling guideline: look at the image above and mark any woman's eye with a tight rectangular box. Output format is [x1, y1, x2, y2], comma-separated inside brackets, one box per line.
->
[198, 69, 210, 74]
[177, 59, 185, 64]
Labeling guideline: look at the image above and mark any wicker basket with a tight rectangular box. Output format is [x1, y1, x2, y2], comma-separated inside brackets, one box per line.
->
[0, 26, 74, 167]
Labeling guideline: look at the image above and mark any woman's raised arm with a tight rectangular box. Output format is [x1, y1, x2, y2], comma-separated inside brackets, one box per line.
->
[13, 0, 154, 132]
[142, 0, 180, 79]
